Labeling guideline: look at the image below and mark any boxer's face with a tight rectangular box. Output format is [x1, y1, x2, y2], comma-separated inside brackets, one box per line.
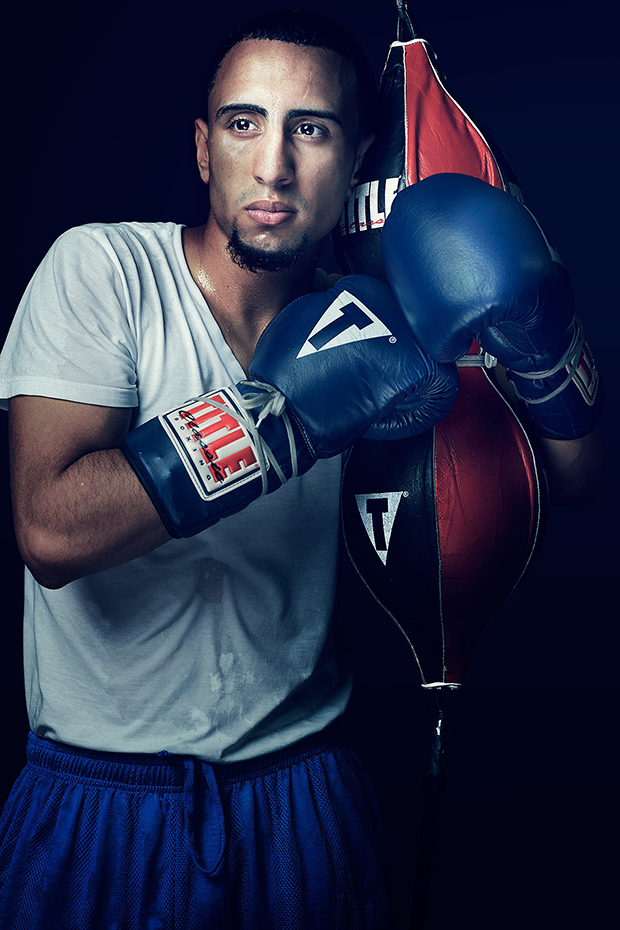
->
[196, 39, 371, 271]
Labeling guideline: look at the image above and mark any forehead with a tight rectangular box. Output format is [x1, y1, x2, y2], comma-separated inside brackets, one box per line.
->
[210, 38, 357, 123]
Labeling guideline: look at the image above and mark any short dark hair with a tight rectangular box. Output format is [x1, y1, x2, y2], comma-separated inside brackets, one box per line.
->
[203, 9, 377, 137]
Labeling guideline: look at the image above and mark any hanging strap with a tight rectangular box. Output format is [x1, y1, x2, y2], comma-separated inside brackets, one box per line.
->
[396, 0, 417, 41]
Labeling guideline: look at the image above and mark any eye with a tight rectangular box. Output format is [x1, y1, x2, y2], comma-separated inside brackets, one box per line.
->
[293, 122, 326, 137]
[227, 117, 259, 133]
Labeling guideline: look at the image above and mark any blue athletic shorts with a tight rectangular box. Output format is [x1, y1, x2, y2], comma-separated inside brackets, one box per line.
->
[0, 730, 395, 929]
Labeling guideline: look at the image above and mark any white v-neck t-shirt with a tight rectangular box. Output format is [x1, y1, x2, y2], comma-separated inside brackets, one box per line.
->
[0, 222, 348, 762]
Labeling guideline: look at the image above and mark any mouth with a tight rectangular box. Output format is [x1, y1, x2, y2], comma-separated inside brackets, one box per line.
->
[244, 200, 296, 227]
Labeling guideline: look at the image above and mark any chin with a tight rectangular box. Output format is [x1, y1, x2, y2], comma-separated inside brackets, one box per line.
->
[227, 228, 311, 274]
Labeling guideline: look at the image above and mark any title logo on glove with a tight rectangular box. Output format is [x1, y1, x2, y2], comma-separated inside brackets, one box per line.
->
[297, 290, 393, 359]
[160, 389, 262, 499]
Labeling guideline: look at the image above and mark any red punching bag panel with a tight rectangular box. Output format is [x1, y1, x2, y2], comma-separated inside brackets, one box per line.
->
[341, 362, 547, 687]
[398, 40, 504, 189]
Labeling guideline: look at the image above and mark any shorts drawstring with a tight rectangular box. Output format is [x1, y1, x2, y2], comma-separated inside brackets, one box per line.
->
[183, 757, 226, 876]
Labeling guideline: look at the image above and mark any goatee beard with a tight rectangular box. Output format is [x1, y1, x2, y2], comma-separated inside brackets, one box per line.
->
[226, 227, 310, 274]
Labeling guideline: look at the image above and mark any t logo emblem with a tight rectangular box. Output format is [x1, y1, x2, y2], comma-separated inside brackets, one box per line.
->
[297, 290, 392, 358]
[355, 491, 406, 565]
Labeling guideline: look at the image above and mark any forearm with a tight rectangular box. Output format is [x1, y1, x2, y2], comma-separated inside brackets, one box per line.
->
[538, 427, 603, 506]
[13, 446, 171, 588]
[9, 397, 172, 588]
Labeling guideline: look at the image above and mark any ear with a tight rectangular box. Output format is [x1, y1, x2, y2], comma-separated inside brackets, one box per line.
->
[346, 133, 375, 197]
[195, 118, 210, 185]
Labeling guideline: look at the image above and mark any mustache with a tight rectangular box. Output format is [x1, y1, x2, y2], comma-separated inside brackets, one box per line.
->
[236, 190, 309, 211]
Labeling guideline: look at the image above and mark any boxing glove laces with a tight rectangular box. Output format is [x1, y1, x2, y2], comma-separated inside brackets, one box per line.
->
[122, 275, 459, 537]
[382, 172, 603, 439]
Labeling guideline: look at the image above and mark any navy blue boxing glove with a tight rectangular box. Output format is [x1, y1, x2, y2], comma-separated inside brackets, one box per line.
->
[122, 275, 459, 537]
[382, 172, 603, 439]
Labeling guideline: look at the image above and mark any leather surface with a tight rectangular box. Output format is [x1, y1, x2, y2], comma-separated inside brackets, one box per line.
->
[342, 361, 546, 685]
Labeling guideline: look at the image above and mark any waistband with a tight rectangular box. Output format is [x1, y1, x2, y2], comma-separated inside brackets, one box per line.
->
[26, 725, 341, 792]
[26, 725, 342, 879]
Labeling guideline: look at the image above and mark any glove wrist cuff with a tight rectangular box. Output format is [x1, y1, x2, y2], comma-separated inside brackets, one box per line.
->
[122, 382, 316, 538]
[506, 318, 603, 439]
[509, 316, 583, 395]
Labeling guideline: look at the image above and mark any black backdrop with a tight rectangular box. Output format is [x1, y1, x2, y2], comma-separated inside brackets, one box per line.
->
[2, 1, 618, 927]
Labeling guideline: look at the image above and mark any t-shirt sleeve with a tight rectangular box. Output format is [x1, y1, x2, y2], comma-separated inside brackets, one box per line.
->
[0, 226, 139, 410]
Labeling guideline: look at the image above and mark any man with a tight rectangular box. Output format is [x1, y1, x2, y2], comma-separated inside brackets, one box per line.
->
[0, 8, 603, 930]
[0, 11, 423, 930]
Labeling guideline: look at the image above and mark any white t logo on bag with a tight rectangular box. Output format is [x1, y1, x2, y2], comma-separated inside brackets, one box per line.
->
[355, 491, 406, 565]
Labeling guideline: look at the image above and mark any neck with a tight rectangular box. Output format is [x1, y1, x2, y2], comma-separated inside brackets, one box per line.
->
[183, 219, 319, 372]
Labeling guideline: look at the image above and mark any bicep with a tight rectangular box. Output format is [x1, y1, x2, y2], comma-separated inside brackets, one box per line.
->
[9, 395, 133, 489]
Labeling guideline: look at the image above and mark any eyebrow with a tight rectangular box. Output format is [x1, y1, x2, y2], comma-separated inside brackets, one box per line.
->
[286, 108, 343, 127]
[214, 103, 268, 120]
[214, 103, 343, 127]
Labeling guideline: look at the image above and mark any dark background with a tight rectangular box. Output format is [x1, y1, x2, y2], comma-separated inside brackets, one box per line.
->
[1, 1, 618, 927]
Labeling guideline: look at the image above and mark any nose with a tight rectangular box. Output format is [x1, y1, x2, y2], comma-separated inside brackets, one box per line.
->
[252, 127, 294, 188]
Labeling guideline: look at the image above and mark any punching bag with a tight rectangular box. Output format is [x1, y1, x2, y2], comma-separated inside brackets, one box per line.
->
[341, 352, 546, 688]
[336, 0, 547, 690]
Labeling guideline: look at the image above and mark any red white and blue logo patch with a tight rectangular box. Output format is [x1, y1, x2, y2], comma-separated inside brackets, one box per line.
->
[159, 388, 261, 499]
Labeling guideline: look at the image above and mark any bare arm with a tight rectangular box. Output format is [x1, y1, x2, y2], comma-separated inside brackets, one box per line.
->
[537, 428, 603, 506]
[9, 395, 171, 589]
